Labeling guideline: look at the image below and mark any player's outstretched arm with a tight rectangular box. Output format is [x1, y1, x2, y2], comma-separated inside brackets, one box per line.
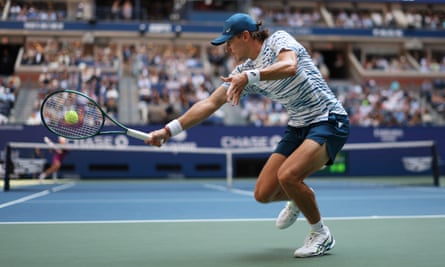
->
[145, 86, 228, 147]
[178, 85, 227, 129]
[43, 136, 55, 148]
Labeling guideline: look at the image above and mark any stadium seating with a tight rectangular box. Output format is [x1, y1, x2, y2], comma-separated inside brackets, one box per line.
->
[0, 0, 444, 126]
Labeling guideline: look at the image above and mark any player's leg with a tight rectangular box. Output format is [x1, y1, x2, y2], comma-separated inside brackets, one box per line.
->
[278, 139, 335, 258]
[277, 139, 329, 225]
[47, 160, 62, 175]
[281, 114, 349, 257]
[40, 159, 61, 181]
[254, 153, 288, 203]
[254, 153, 302, 229]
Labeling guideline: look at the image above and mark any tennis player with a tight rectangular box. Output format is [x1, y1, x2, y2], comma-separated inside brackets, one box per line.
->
[146, 13, 350, 258]
[39, 136, 69, 182]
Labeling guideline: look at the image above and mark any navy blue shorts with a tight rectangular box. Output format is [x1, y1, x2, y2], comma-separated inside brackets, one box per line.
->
[274, 113, 350, 165]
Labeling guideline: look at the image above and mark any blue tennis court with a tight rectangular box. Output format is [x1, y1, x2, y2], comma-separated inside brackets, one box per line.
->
[1, 178, 445, 267]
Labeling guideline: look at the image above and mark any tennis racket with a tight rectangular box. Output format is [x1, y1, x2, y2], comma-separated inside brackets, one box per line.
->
[40, 89, 152, 141]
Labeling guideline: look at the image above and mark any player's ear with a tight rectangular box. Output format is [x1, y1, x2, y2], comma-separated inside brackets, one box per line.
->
[242, 30, 250, 41]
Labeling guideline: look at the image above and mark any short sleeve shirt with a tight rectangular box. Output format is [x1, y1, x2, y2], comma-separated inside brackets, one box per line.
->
[223, 30, 347, 127]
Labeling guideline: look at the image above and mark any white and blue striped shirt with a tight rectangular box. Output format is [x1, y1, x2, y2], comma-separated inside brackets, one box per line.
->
[224, 30, 347, 127]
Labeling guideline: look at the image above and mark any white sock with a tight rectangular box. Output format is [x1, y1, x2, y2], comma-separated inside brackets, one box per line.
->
[39, 173, 46, 180]
[310, 220, 326, 234]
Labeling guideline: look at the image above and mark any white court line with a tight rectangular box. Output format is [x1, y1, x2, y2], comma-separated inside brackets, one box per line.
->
[203, 183, 253, 196]
[51, 182, 76, 193]
[203, 184, 445, 200]
[0, 190, 50, 209]
[1, 215, 445, 225]
[0, 182, 76, 209]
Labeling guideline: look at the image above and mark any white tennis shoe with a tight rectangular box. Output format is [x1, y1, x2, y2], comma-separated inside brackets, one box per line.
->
[275, 201, 300, 229]
[294, 226, 335, 258]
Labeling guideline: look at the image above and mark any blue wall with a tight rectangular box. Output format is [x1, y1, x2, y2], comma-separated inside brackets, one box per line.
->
[1, 20, 445, 39]
[1, 125, 443, 179]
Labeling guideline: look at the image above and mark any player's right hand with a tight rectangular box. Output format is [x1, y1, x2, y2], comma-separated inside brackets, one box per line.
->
[145, 129, 168, 147]
[43, 136, 51, 144]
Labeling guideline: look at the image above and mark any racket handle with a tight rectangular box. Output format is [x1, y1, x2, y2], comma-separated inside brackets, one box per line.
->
[127, 129, 152, 141]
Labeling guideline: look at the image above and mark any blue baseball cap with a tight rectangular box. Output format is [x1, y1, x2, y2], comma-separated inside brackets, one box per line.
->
[211, 13, 259, 46]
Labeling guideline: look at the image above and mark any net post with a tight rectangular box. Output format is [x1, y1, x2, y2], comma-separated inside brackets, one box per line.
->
[431, 142, 440, 187]
[226, 150, 233, 189]
[3, 144, 12, 191]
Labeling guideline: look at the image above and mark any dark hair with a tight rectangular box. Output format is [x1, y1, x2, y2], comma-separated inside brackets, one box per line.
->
[250, 21, 269, 42]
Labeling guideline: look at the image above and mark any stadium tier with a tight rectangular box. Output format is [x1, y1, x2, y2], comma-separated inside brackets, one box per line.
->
[1, 1, 445, 126]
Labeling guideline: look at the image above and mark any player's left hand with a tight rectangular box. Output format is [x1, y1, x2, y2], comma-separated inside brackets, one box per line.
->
[220, 73, 248, 106]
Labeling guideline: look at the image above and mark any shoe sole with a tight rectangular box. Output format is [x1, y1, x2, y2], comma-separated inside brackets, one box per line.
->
[294, 235, 335, 258]
[275, 211, 300, 229]
[326, 237, 335, 252]
[275, 218, 297, 229]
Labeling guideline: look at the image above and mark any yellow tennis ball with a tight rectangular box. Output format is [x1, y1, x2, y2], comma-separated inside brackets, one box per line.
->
[64, 110, 79, 124]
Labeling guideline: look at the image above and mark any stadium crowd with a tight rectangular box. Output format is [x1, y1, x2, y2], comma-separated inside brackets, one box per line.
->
[2, 0, 444, 31]
[7, 1, 67, 21]
[251, 2, 445, 30]
[4, 38, 438, 128]
[1, 1, 444, 126]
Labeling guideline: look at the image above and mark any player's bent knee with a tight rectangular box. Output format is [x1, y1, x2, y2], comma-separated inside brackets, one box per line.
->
[277, 171, 308, 192]
[254, 188, 273, 203]
[254, 190, 268, 203]
[277, 170, 297, 185]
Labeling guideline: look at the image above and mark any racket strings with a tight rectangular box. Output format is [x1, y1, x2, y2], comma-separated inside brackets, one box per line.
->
[42, 91, 104, 139]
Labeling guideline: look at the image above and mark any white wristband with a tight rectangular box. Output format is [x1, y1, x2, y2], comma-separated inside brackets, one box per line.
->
[245, 69, 260, 85]
[165, 119, 183, 137]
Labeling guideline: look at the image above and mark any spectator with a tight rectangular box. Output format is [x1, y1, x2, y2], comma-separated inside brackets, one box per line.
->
[121, 0, 133, 20]
[421, 108, 433, 126]
[111, 0, 120, 20]
[137, 69, 152, 124]
[26, 107, 41, 125]
[0, 79, 16, 124]
[147, 89, 168, 124]
[104, 82, 119, 118]
[9, 2, 21, 20]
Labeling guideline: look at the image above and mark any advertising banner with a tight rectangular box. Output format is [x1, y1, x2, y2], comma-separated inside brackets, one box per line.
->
[1, 125, 443, 178]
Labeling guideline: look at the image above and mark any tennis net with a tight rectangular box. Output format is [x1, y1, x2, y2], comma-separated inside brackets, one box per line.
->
[2, 140, 441, 191]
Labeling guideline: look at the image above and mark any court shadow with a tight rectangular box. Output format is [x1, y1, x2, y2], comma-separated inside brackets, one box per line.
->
[235, 248, 294, 263]
[234, 247, 335, 266]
